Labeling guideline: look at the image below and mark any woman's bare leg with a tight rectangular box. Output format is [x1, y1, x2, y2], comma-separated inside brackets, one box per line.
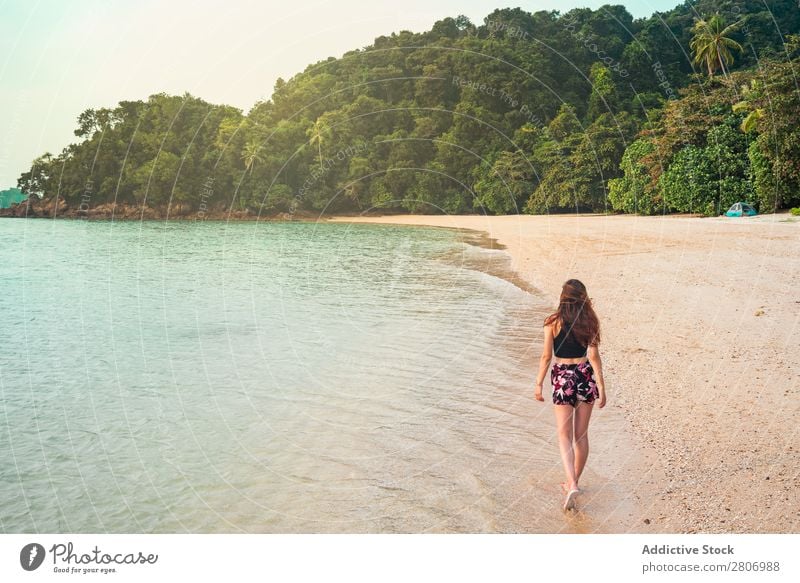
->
[573, 401, 594, 486]
[553, 405, 578, 490]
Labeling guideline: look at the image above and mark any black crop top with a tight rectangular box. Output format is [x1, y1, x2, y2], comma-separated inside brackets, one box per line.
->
[553, 321, 588, 358]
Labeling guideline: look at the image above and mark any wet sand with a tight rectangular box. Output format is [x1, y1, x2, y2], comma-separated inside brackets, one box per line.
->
[328, 212, 800, 533]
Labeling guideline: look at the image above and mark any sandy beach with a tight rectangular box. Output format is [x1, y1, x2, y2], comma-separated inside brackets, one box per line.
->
[329, 212, 800, 533]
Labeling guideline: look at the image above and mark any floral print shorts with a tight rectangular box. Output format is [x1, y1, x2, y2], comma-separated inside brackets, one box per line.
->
[551, 361, 599, 407]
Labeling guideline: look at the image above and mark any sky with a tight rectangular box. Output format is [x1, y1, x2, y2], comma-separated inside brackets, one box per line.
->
[0, 0, 678, 188]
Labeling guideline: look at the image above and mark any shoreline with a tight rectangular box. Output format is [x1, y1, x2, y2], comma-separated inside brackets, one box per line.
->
[327, 213, 800, 533]
[2, 194, 793, 224]
[4, 208, 797, 531]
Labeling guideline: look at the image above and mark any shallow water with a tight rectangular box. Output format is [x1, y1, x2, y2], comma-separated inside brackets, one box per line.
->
[0, 219, 635, 533]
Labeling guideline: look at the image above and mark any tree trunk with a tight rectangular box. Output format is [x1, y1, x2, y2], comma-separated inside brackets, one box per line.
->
[717, 48, 728, 78]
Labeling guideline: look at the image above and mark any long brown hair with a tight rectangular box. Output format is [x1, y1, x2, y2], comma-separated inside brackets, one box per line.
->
[543, 279, 600, 347]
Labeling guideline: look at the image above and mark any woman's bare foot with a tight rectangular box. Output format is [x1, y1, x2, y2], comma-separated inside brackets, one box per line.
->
[563, 488, 580, 511]
[561, 482, 580, 493]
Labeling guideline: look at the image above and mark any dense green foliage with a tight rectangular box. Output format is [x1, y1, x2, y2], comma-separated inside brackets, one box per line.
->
[16, 1, 800, 216]
[610, 47, 800, 215]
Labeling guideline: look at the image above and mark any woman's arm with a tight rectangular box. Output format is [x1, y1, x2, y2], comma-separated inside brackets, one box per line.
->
[534, 325, 554, 401]
[587, 343, 606, 408]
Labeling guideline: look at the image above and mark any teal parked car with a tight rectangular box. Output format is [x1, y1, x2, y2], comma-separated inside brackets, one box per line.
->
[725, 202, 758, 217]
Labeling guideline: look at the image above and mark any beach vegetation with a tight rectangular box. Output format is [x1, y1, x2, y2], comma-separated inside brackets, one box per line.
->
[690, 14, 743, 78]
[11, 1, 800, 217]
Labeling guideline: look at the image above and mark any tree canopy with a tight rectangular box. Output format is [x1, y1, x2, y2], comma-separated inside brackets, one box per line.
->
[14, 1, 800, 217]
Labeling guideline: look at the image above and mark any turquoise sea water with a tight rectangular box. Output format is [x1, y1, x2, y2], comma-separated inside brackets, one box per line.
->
[0, 219, 599, 533]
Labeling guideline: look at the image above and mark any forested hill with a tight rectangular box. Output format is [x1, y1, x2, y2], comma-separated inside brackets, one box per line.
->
[11, 1, 800, 218]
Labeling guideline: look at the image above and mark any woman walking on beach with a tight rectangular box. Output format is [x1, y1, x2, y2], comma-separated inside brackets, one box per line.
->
[534, 279, 606, 511]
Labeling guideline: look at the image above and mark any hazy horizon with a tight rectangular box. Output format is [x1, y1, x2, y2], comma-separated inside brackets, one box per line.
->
[0, 0, 676, 188]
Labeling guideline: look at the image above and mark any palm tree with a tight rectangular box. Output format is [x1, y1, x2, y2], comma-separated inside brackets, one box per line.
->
[738, 106, 763, 133]
[307, 118, 330, 169]
[690, 14, 743, 78]
[732, 79, 764, 133]
[241, 139, 263, 174]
